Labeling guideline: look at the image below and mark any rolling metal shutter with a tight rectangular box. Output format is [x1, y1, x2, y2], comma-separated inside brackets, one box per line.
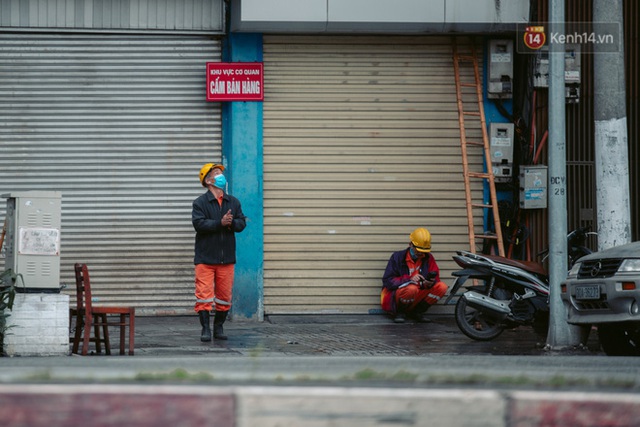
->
[263, 35, 484, 314]
[0, 33, 222, 315]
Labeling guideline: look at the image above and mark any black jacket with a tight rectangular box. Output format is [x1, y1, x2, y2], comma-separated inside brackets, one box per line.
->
[192, 190, 246, 265]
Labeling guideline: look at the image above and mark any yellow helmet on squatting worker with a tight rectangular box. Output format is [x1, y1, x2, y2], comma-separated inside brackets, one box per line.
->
[410, 227, 431, 253]
[199, 163, 225, 187]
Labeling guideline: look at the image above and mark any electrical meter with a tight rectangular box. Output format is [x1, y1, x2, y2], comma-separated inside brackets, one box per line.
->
[519, 166, 548, 209]
[488, 39, 514, 99]
[564, 44, 581, 103]
[533, 44, 581, 103]
[490, 123, 515, 183]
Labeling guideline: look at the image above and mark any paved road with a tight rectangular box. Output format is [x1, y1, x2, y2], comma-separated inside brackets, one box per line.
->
[3, 314, 640, 427]
[1, 313, 638, 392]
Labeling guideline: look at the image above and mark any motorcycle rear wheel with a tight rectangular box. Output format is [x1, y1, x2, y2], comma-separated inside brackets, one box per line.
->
[455, 293, 505, 341]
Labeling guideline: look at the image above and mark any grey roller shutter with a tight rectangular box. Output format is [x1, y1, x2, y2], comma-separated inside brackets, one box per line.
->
[0, 33, 222, 315]
[263, 35, 483, 314]
[0, 0, 223, 33]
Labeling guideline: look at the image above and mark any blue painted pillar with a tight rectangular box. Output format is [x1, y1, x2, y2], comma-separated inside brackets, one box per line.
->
[223, 33, 264, 321]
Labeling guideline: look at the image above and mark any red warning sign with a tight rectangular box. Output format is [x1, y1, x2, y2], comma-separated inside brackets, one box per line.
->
[206, 62, 264, 101]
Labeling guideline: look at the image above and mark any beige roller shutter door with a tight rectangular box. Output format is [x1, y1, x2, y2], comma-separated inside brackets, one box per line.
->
[263, 36, 484, 314]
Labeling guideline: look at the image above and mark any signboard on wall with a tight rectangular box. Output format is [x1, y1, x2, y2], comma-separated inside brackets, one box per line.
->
[206, 62, 264, 101]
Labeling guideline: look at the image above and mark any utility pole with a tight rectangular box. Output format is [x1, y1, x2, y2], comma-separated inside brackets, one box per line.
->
[545, 0, 575, 349]
[593, 0, 631, 250]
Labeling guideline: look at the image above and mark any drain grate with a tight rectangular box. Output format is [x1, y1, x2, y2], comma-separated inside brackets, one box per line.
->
[260, 326, 414, 355]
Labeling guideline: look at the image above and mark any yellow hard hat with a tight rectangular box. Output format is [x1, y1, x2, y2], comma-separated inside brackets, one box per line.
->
[199, 163, 225, 187]
[410, 227, 432, 253]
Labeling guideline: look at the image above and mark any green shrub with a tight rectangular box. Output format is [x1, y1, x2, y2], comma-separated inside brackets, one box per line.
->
[0, 269, 21, 356]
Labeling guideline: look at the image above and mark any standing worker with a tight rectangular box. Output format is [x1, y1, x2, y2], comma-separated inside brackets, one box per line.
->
[381, 227, 449, 323]
[192, 163, 246, 341]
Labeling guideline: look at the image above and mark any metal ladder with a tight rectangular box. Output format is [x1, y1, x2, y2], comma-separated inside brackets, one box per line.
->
[452, 37, 505, 257]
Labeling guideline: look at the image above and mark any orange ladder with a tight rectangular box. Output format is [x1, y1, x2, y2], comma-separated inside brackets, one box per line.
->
[452, 37, 505, 257]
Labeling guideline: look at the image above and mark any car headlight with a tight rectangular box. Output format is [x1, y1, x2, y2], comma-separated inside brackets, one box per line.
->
[567, 262, 581, 278]
[620, 259, 640, 273]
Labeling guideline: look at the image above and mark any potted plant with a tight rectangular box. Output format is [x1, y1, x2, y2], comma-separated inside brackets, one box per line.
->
[0, 268, 20, 356]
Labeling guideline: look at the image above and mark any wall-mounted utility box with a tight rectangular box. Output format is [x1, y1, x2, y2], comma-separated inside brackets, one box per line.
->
[533, 48, 549, 87]
[533, 44, 581, 103]
[490, 123, 514, 183]
[2, 191, 62, 292]
[487, 39, 514, 99]
[564, 44, 581, 103]
[519, 166, 548, 209]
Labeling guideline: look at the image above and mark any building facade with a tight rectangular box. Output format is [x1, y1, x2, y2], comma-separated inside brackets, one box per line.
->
[3, 0, 636, 320]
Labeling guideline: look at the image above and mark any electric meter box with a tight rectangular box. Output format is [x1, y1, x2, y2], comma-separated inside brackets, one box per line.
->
[533, 44, 581, 103]
[519, 166, 548, 209]
[490, 123, 514, 182]
[487, 39, 513, 99]
[2, 191, 62, 292]
[564, 44, 581, 103]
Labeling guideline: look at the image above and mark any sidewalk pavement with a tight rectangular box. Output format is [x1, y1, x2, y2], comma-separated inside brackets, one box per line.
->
[2, 313, 640, 427]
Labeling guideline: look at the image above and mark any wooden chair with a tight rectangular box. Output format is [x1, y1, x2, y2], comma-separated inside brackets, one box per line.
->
[70, 263, 135, 355]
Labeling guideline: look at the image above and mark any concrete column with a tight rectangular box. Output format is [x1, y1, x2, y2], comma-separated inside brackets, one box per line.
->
[546, 0, 576, 348]
[593, 0, 631, 249]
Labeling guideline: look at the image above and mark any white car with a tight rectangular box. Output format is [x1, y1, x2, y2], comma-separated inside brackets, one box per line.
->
[561, 241, 640, 356]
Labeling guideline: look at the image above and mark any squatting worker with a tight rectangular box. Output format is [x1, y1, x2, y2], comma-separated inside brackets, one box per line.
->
[192, 163, 246, 341]
[381, 227, 449, 323]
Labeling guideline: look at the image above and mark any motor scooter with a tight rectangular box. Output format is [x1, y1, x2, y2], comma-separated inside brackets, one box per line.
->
[445, 227, 594, 341]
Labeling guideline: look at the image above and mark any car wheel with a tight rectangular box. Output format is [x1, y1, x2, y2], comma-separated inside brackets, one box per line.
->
[598, 322, 640, 356]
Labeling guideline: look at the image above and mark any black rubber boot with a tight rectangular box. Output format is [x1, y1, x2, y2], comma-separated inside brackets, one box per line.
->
[213, 310, 229, 340]
[198, 311, 211, 342]
[410, 302, 432, 323]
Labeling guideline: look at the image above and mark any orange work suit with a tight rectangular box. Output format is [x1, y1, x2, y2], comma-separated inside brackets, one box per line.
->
[381, 247, 449, 315]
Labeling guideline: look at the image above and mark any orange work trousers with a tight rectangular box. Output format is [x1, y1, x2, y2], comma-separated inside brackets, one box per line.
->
[395, 281, 448, 314]
[194, 263, 234, 313]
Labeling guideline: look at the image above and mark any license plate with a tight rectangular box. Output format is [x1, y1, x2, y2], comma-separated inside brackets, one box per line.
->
[575, 285, 600, 300]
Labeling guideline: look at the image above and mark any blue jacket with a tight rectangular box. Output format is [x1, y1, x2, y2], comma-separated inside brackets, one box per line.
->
[192, 190, 246, 265]
[382, 248, 441, 291]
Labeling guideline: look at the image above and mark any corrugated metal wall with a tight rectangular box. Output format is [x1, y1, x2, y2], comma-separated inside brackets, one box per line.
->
[0, 33, 222, 315]
[0, 0, 223, 33]
[262, 35, 483, 314]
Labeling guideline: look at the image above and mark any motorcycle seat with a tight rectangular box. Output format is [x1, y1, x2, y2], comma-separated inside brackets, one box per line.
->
[483, 255, 547, 277]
